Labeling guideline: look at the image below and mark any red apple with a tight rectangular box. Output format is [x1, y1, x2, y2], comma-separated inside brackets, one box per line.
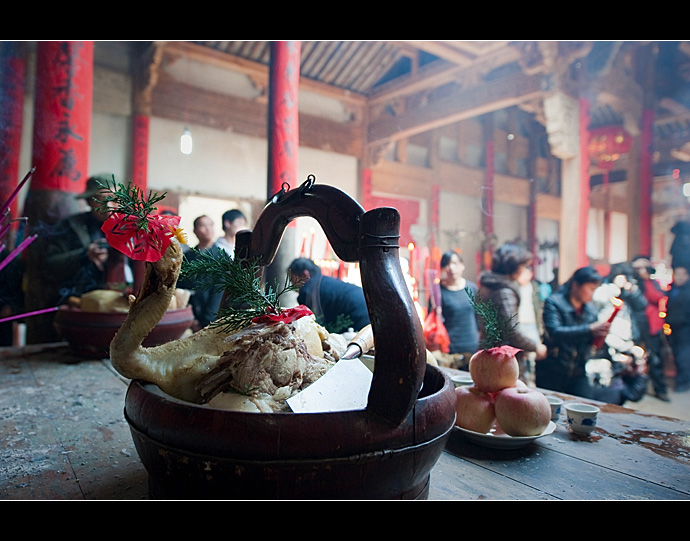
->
[494, 386, 551, 437]
[455, 385, 496, 433]
[469, 345, 521, 393]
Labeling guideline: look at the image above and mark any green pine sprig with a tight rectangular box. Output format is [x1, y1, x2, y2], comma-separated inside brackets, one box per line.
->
[466, 287, 516, 349]
[181, 248, 301, 333]
[94, 176, 167, 231]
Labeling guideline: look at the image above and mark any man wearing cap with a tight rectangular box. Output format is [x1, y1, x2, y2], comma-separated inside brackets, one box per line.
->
[216, 209, 248, 257]
[42, 175, 132, 308]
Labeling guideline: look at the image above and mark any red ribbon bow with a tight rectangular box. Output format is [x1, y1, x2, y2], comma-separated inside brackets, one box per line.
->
[251, 305, 314, 325]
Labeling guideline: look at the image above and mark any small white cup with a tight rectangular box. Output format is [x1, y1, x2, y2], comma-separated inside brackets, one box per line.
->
[451, 372, 473, 388]
[565, 402, 600, 436]
[547, 396, 564, 421]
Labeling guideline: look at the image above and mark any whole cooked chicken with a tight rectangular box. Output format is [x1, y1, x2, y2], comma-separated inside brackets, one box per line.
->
[198, 317, 337, 412]
[96, 179, 346, 412]
[109, 233, 346, 411]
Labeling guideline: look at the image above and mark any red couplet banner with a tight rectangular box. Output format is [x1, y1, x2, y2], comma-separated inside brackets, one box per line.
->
[132, 114, 150, 192]
[31, 41, 93, 193]
[0, 50, 26, 220]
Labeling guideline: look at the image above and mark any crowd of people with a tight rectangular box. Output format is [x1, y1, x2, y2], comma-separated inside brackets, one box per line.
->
[431, 242, 690, 406]
[177, 210, 248, 332]
[3, 175, 688, 409]
[6, 174, 370, 344]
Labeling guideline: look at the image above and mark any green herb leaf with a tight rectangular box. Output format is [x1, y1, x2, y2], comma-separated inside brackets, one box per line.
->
[181, 248, 301, 333]
[466, 287, 516, 349]
[94, 176, 167, 229]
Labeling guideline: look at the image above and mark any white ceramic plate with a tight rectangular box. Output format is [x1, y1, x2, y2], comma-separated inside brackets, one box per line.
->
[454, 421, 557, 449]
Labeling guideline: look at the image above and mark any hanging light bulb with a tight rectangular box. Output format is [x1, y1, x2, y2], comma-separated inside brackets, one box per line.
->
[180, 127, 193, 155]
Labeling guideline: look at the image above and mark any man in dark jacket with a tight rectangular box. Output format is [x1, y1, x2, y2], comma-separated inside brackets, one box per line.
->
[538, 266, 647, 405]
[178, 215, 225, 331]
[288, 258, 370, 333]
[42, 176, 130, 305]
[23, 175, 133, 343]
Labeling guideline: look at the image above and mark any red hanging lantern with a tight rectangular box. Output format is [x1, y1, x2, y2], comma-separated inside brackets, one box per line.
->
[588, 126, 632, 170]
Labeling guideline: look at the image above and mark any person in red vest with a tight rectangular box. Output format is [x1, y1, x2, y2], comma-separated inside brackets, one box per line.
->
[630, 256, 670, 401]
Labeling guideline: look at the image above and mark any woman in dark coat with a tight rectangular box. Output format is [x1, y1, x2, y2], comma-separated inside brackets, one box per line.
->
[537, 266, 647, 405]
[478, 244, 547, 367]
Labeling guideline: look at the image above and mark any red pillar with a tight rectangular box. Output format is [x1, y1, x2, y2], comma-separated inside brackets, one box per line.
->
[265, 41, 301, 285]
[577, 98, 591, 268]
[362, 168, 373, 209]
[430, 183, 441, 269]
[31, 41, 93, 195]
[528, 178, 537, 259]
[603, 170, 611, 260]
[267, 41, 301, 197]
[639, 108, 654, 257]
[24, 41, 93, 344]
[131, 114, 149, 192]
[0, 43, 27, 224]
[482, 115, 495, 270]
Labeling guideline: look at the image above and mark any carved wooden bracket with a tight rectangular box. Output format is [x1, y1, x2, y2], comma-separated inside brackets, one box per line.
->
[543, 91, 581, 160]
[133, 42, 165, 117]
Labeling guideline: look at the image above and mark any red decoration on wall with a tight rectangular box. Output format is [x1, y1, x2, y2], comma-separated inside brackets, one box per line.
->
[31, 41, 93, 193]
[0, 47, 26, 222]
[588, 125, 632, 170]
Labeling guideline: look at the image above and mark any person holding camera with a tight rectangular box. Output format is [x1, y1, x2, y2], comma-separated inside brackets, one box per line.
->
[538, 266, 648, 405]
[42, 176, 133, 306]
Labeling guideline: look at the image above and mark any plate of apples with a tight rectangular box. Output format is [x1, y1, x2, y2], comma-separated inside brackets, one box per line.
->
[453, 345, 556, 449]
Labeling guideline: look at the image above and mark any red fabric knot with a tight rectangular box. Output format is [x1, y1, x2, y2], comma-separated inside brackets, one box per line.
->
[251, 305, 314, 325]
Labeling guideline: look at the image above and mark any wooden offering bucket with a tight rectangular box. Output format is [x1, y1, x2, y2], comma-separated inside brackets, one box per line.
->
[124, 177, 457, 499]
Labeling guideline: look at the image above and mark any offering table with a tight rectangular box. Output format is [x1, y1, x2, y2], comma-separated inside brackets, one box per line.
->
[1, 350, 689, 500]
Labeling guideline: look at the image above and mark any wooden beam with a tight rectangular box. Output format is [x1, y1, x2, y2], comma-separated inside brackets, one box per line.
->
[368, 44, 522, 107]
[401, 41, 512, 67]
[367, 71, 544, 146]
[152, 75, 363, 157]
[158, 41, 367, 107]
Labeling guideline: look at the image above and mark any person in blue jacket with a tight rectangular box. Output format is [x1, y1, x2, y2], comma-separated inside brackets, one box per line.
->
[288, 257, 370, 334]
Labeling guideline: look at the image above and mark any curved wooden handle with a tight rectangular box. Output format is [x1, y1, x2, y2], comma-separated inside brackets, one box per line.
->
[236, 176, 364, 264]
[236, 177, 425, 426]
[359, 207, 426, 425]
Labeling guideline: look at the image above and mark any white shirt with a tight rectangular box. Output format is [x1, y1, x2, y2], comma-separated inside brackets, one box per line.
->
[215, 237, 234, 256]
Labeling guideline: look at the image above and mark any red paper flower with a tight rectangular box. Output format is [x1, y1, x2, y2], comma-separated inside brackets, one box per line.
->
[484, 345, 522, 358]
[102, 213, 182, 262]
[251, 305, 313, 325]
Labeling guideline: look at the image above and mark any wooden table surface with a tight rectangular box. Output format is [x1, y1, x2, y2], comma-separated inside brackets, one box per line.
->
[2, 348, 689, 500]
